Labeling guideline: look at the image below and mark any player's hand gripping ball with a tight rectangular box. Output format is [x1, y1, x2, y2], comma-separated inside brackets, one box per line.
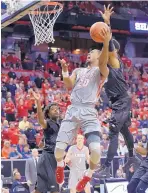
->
[90, 22, 109, 43]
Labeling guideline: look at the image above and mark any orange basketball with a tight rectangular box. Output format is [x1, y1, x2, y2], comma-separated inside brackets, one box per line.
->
[90, 22, 109, 43]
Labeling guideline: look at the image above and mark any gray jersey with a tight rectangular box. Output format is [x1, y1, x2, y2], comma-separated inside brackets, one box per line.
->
[70, 67, 103, 105]
[68, 145, 89, 171]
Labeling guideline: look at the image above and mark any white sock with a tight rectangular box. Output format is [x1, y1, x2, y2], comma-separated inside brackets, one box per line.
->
[85, 168, 94, 178]
[57, 160, 64, 167]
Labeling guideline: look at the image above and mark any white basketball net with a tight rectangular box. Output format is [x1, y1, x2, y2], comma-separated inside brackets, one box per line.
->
[2, 0, 22, 15]
[29, 3, 63, 45]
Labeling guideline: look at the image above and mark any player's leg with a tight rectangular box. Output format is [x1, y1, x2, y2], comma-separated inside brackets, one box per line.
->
[98, 109, 124, 177]
[84, 182, 91, 193]
[127, 178, 140, 193]
[55, 120, 78, 184]
[136, 180, 148, 193]
[35, 152, 59, 193]
[127, 165, 147, 193]
[68, 171, 79, 193]
[121, 121, 141, 169]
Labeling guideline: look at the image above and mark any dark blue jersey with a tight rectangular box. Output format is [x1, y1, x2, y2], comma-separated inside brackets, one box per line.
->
[104, 58, 128, 100]
[43, 119, 61, 153]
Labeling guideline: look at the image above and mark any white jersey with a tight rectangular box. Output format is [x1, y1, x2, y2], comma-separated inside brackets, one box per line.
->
[68, 145, 89, 171]
[70, 67, 103, 105]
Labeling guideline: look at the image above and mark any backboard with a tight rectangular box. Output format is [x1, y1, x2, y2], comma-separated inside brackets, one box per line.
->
[1, 0, 41, 29]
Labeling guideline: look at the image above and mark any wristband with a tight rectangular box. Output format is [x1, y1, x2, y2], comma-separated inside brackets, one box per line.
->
[62, 71, 69, 78]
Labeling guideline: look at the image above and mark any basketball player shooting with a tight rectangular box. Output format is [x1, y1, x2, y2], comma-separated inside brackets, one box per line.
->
[65, 134, 91, 193]
[54, 28, 111, 192]
[98, 4, 140, 177]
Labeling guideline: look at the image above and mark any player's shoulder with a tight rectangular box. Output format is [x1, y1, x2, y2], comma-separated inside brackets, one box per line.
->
[83, 145, 89, 151]
[69, 145, 76, 151]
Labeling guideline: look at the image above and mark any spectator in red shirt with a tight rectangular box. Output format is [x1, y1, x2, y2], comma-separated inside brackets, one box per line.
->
[3, 97, 16, 122]
[16, 99, 28, 119]
[2, 128, 9, 147]
[129, 122, 138, 134]
[1, 53, 6, 68]
[142, 70, 148, 83]
[8, 123, 20, 145]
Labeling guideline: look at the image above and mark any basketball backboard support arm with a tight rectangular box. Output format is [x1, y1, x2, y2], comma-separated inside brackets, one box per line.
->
[1, 0, 43, 29]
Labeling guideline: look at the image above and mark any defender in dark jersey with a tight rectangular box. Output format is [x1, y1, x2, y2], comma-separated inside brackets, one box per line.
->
[127, 143, 148, 193]
[98, 5, 140, 177]
[31, 90, 60, 193]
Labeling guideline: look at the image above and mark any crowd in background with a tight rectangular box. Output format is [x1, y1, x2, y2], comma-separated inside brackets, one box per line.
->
[63, 1, 148, 17]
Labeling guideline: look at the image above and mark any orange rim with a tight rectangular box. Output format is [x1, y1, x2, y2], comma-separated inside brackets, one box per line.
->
[29, 1, 63, 15]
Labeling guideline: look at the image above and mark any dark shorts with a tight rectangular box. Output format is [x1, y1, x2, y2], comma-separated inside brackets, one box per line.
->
[132, 161, 148, 183]
[36, 151, 59, 193]
[109, 95, 132, 132]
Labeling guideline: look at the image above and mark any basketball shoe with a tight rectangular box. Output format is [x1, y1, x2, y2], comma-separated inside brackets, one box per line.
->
[97, 164, 111, 178]
[56, 166, 65, 184]
[76, 176, 91, 192]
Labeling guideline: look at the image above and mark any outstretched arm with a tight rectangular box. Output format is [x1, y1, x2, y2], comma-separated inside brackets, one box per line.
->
[100, 4, 120, 68]
[31, 90, 47, 129]
[59, 59, 76, 89]
[98, 28, 111, 78]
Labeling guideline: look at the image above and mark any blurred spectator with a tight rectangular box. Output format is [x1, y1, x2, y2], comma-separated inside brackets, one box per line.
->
[28, 112, 37, 125]
[8, 68, 17, 79]
[136, 130, 143, 142]
[6, 78, 17, 98]
[19, 117, 30, 131]
[24, 123, 37, 149]
[2, 141, 11, 159]
[22, 144, 31, 159]
[101, 133, 109, 155]
[9, 145, 22, 159]
[34, 74, 44, 88]
[16, 137, 25, 155]
[25, 149, 39, 193]
[117, 141, 128, 165]
[17, 99, 29, 119]
[10, 171, 29, 193]
[142, 135, 147, 148]
[3, 97, 16, 122]
[115, 168, 125, 178]
[2, 120, 9, 130]
[7, 123, 20, 145]
[1, 82, 8, 99]
[129, 122, 138, 134]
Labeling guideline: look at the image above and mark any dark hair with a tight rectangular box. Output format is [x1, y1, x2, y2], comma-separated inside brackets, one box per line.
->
[44, 103, 59, 119]
[113, 39, 120, 50]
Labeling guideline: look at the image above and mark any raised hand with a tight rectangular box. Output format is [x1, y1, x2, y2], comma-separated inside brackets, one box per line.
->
[30, 90, 40, 101]
[100, 27, 112, 44]
[58, 59, 69, 72]
[100, 4, 114, 25]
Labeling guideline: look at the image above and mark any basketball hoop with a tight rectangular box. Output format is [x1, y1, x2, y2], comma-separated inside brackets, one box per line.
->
[2, 0, 22, 15]
[29, 2, 63, 45]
